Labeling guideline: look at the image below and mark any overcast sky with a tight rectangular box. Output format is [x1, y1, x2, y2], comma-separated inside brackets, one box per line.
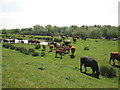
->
[0, 0, 118, 29]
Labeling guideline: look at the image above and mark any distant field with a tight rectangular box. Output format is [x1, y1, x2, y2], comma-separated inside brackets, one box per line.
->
[2, 37, 119, 88]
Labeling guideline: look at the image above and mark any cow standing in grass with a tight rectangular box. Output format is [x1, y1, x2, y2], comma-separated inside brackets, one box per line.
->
[55, 49, 65, 59]
[70, 46, 76, 56]
[21, 40, 24, 44]
[10, 39, 15, 43]
[28, 40, 40, 44]
[49, 45, 54, 51]
[61, 35, 66, 40]
[109, 52, 120, 65]
[72, 38, 77, 44]
[35, 40, 40, 45]
[64, 40, 71, 46]
[80, 56, 100, 78]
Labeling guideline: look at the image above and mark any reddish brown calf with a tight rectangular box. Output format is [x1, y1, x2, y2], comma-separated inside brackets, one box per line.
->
[109, 52, 120, 65]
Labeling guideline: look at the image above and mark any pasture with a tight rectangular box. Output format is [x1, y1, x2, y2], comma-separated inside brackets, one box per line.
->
[2, 36, 119, 88]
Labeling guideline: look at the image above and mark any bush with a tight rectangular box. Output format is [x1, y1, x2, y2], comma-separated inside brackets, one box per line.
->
[32, 52, 39, 56]
[100, 66, 116, 78]
[21, 48, 30, 55]
[38, 67, 45, 70]
[84, 45, 89, 50]
[35, 45, 40, 49]
[29, 48, 35, 54]
[15, 47, 24, 51]
[54, 38, 62, 42]
[3, 43, 11, 48]
[9, 45, 16, 50]
[41, 51, 45, 57]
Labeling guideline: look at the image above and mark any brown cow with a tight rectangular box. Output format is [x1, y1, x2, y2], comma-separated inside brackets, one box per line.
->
[61, 35, 66, 40]
[109, 52, 120, 65]
[21, 40, 24, 44]
[70, 46, 76, 55]
[28, 40, 40, 44]
[63, 46, 71, 53]
[28, 40, 34, 44]
[55, 49, 65, 59]
[10, 39, 15, 43]
[35, 40, 40, 45]
[64, 40, 71, 46]
[49, 45, 54, 51]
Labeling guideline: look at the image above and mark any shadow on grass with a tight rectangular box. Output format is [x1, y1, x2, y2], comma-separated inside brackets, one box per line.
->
[112, 65, 120, 68]
[81, 72, 100, 79]
[55, 56, 62, 59]
[48, 50, 52, 52]
[69, 55, 75, 59]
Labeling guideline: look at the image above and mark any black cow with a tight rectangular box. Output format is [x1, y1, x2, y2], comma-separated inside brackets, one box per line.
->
[73, 38, 77, 44]
[80, 56, 100, 78]
[3, 39, 9, 43]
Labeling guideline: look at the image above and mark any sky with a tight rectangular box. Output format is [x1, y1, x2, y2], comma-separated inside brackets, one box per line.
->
[0, 0, 119, 29]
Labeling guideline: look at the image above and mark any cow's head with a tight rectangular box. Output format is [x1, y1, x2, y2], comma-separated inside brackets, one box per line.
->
[95, 71, 100, 79]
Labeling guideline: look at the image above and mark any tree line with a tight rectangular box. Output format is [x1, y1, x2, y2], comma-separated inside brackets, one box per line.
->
[1, 24, 119, 39]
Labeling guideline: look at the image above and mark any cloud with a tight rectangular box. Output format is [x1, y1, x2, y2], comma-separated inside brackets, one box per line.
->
[0, 0, 118, 29]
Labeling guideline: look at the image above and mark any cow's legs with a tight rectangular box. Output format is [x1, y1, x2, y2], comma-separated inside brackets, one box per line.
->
[55, 52, 57, 57]
[113, 59, 115, 65]
[84, 65, 87, 72]
[61, 54, 62, 59]
[80, 59, 83, 72]
[92, 70, 95, 76]
[80, 63, 82, 72]
[109, 58, 112, 64]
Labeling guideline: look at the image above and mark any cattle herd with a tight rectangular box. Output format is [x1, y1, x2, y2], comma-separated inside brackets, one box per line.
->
[2, 36, 120, 79]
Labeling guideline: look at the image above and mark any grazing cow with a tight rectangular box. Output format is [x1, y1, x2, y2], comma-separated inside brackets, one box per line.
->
[3, 39, 9, 43]
[64, 40, 71, 46]
[28, 40, 40, 44]
[61, 35, 66, 40]
[81, 36, 87, 41]
[28, 40, 34, 44]
[10, 39, 15, 43]
[73, 38, 77, 44]
[55, 49, 65, 58]
[49, 45, 54, 51]
[53, 42, 63, 49]
[61, 46, 71, 53]
[35, 40, 40, 45]
[109, 52, 120, 65]
[70, 46, 76, 55]
[80, 56, 100, 78]
[21, 40, 24, 44]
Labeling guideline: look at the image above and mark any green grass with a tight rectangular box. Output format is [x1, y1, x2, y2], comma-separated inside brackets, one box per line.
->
[2, 38, 119, 88]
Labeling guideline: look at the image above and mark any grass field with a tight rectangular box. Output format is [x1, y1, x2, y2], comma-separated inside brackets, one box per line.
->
[2, 37, 119, 88]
